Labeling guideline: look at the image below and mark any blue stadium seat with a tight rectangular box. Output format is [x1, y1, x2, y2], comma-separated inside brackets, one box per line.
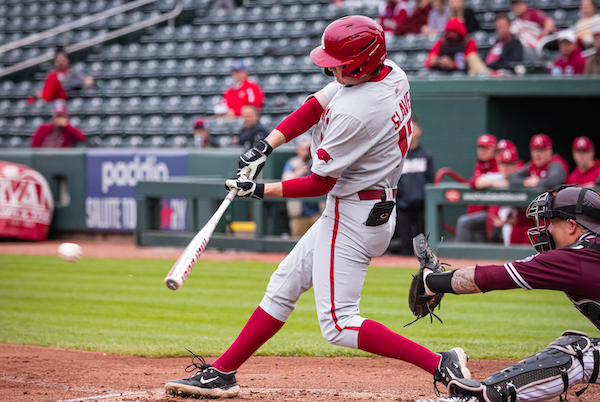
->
[124, 115, 143, 136]
[179, 58, 198, 75]
[78, 116, 101, 136]
[164, 115, 186, 135]
[161, 77, 180, 96]
[140, 59, 160, 78]
[140, 78, 160, 96]
[122, 97, 142, 114]
[102, 97, 123, 115]
[160, 59, 179, 77]
[176, 42, 196, 59]
[180, 76, 200, 95]
[102, 115, 122, 136]
[142, 115, 164, 135]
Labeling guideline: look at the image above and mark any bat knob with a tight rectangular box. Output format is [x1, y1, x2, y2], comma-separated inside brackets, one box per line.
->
[165, 277, 182, 291]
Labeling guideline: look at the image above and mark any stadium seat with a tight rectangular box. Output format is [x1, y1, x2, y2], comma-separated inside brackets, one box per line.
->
[122, 97, 142, 114]
[179, 58, 198, 75]
[122, 60, 141, 78]
[13, 80, 32, 97]
[180, 76, 200, 95]
[164, 95, 182, 113]
[103, 97, 123, 115]
[176, 25, 194, 42]
[164, 115, 186, 135]
[176, 42, 196, 59]
[142, 115, 164, 135]
[140, 59, 160, 78]
[141, 78, 160, 96]
[193, 24, 212, 41]
[68, 97, 85, 116]
[166, 134, 188, 148]
[80, 116, 102, 136]
[124, 115, 143, 136]
[160, 59, 179, 77]
[102, 115, 122, 136]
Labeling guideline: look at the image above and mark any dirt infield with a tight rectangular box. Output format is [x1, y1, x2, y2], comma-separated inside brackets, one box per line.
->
[1, 239, 599, 402]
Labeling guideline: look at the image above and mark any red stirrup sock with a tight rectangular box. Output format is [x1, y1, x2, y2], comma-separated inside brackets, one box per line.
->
[211, 307, 284, 373]
[358, 319, 441, 374]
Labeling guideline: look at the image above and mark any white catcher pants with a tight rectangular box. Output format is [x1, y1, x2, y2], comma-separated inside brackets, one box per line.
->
[259, 194, 396, 349]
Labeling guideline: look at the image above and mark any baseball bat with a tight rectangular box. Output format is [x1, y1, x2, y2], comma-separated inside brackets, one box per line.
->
[164, 189, 238, 291]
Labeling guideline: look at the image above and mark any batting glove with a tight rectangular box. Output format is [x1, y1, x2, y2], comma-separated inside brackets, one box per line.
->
[238, 139, 273, 181]
[225, 176, 264, 199]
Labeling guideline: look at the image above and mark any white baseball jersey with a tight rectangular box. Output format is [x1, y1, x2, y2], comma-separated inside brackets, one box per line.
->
[310, 59, 412, 198]
[259, 59, 414, 350]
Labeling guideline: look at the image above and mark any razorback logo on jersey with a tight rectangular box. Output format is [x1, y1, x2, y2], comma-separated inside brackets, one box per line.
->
[316, 149, 333, 163]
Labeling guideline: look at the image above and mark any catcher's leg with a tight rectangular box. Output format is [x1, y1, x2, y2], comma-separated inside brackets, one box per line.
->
[436, 330, 600, 402]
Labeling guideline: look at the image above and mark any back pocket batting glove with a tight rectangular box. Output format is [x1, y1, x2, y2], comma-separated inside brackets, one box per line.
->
[225, 177, 265, 199]
[238, 139, 273, 181]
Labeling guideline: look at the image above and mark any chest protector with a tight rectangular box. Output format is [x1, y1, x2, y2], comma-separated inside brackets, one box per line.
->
[569, 239, 600, 331]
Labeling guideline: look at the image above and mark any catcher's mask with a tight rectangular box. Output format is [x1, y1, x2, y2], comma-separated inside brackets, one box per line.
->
[526, 185, 600, 252]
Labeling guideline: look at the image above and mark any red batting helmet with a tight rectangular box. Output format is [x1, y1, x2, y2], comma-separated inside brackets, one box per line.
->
[310, 15, 387, 80]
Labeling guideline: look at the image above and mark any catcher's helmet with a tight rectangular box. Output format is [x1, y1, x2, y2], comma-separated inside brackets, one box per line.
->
[310, 15, 387, 80]
[526, 186, 600, 252]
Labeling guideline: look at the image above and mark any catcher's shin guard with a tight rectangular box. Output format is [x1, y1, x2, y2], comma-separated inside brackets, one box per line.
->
[456, 330, 600, 402]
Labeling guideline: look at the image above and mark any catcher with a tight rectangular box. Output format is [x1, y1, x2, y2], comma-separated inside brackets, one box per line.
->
[409, 185, 600, 402]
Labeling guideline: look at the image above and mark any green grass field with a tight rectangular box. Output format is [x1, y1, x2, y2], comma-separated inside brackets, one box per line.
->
[0, 254, 596, 360]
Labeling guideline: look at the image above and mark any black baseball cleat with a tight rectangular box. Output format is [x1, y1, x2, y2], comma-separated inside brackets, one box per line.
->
[434, 347, 471, 388]
[165, 349, 240, 398]
[416, 395, 481, 402]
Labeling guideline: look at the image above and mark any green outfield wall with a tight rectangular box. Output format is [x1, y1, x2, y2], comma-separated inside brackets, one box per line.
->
[1, 76, 599, 238]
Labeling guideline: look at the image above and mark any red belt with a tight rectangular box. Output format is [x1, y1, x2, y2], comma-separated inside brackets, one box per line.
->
[357, 189, 397, 200]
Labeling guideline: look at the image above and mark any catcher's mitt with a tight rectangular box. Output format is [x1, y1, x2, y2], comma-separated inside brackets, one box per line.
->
[405, 234, 445, 326]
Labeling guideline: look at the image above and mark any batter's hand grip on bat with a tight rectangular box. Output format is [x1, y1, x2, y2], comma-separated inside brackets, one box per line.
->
[164, 189, 238, 290]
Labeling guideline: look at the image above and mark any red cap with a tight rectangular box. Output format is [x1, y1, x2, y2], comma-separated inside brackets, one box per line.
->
[194, 117, 208, 129]
[572, 136, 594, 151]
[497, 139, 517, 152]
[529, 134, 552, 149]
[445, 17, 468, 39]
[499, 147, 518, 163]
[477, 134, 498, 147]
[53, 100, 68, 116]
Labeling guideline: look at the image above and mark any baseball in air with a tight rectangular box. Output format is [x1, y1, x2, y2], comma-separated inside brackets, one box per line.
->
[57, 243, 82, 262]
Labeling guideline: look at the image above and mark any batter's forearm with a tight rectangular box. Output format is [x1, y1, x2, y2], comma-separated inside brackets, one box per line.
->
[451, 267, 481, 294]
[264, 182, 283, 198]
[264, 130, 286, 150]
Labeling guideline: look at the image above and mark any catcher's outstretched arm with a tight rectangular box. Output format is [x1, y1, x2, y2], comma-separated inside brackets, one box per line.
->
[424, 266, 482, 295]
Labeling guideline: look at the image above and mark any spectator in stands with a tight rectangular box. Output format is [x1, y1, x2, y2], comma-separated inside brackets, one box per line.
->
[395, 0, 432, 35]
[487, 146, 530, 246]
[222, 60, 264, 118]
[510, 0, 555, 49]
[425, 18, 478, 74]
[485, 13, 524, 72]
[31, 100, 85, 148]
[566, 136, 600, 186]
[551, 30, 586, 75]
[34, 46, 94, 102]
[394, 119, 434, 255]
[282, 134, 321, 237]
[509, 133, 569, 189]
[575, 0, 600, 48]
[379, 0, 413, 35]
[455, 134, 501, 243]
[421, 0, 450, 36]
[192, 118, 218, 148]
[449, 0, 480, 33]
[231, 104, 268, 149]
[585, 25, 600, 73]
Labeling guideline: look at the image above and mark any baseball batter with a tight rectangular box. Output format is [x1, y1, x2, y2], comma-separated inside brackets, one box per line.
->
[415, 185, 600, 402]
[165, 15, 469, 398]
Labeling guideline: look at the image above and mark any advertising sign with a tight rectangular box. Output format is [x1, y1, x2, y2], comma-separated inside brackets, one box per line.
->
[86, 151, 187, 230]
[0, 161, 54, 241]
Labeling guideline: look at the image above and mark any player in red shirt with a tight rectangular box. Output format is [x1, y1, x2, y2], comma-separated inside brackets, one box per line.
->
[495, 138, 525, 170]
[222, 60, 264, 118]
[455, 134, 500, 242]
[566, 136, 600, 187]
[425, 18, 477, 73]
[415, 186, 600, 402]
[30, 101, 86, 148]
[487, 147, 530, 245]
[509, 133, 569, 190]
[551, 30, 587, 76]
[379, 0, 412, 33]
[510, 0, 555, 49]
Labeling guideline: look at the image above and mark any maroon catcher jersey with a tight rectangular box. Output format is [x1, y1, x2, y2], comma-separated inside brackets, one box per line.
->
[474, 234, 600, 328]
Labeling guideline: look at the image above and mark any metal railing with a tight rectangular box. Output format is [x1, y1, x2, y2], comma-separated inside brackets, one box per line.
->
[0, 0, 182, 78]
[536, 21, 600, 68]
